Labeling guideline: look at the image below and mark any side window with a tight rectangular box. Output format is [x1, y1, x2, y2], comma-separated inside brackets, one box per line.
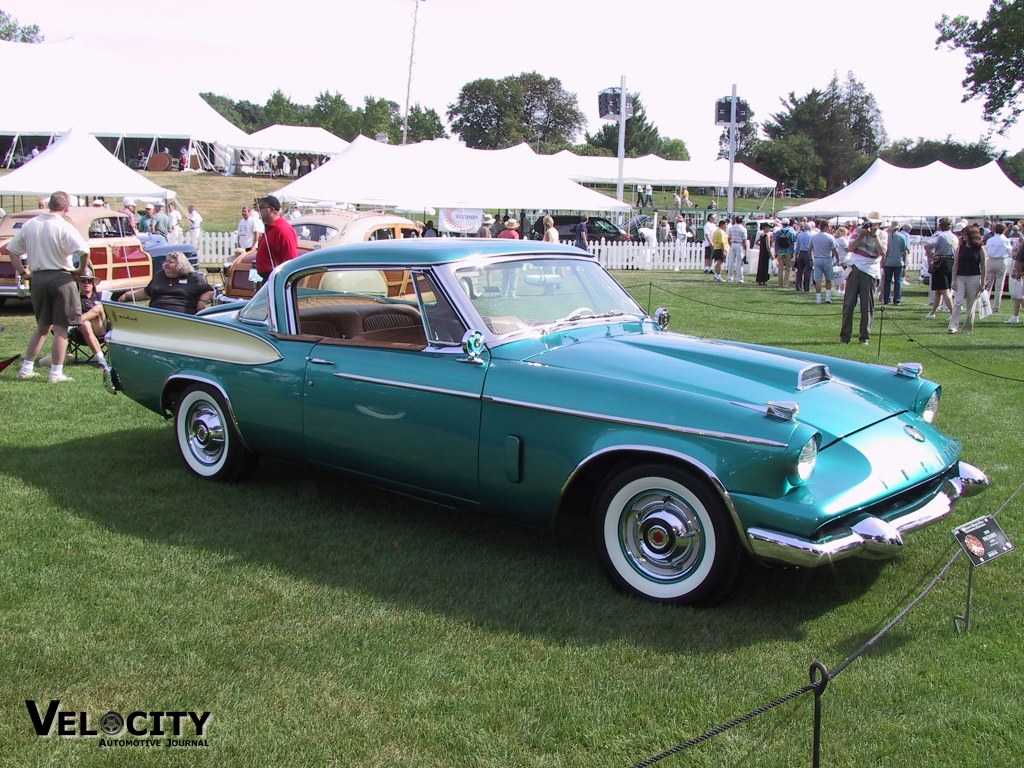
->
[369, 227, 395, 241]
[401, 227, 420, 238]
[414, 271, 465, 345]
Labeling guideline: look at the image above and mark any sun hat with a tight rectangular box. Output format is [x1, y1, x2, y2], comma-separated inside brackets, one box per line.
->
[952, 219, 969, 233]
[863, 211, 883, 224]
[145, 203, 154, 210]
[92, 198, 105, 207]
[781, 217, 790, 225]
[481, 213, 495, 225]
[79, 268, 99, 284]
[504, 218, 519, 229]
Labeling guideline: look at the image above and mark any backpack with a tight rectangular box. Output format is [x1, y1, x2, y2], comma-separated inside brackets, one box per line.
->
[775, 229, 792, 249]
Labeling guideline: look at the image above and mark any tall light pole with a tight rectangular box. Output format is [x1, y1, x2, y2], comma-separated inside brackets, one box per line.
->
[401, 0, 425, 145]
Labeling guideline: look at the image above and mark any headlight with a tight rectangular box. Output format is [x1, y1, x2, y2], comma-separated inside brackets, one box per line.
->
[922, 390, 940, 423]
[795, 437, 818, 482]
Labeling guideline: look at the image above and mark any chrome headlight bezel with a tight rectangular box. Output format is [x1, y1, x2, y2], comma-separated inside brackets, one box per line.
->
[787, 430, 820, 486]
[920, 387, 940, 424]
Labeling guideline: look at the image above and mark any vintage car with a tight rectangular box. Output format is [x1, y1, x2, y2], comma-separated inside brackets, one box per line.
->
[223, 210, 422, 300]
[104, 239, 988, 605]
[0, 207, 152, 306]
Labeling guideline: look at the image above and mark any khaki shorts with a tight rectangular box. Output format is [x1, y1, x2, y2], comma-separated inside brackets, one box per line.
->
[30, 270, 82, 327]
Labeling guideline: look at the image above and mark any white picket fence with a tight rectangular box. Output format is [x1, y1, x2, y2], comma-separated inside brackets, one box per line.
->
[184, 234, 954, 275]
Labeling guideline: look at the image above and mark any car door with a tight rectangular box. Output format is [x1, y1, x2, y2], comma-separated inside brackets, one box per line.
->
[300, 268, 486, 506]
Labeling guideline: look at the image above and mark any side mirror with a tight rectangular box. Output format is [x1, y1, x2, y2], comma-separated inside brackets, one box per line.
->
[653, 307, 671, 329]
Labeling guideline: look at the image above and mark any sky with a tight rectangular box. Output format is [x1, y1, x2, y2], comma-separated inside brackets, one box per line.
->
[5, 0, 1022, 161]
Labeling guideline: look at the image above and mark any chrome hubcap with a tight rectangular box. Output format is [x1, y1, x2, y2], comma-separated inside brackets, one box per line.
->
[186, 402, 225, 466]
[621, 492, 703, 581]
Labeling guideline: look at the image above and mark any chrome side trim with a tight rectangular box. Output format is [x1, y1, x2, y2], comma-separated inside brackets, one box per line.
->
[331, 372, 481, 400]
[485, 396, 788, 448]
[746, 463, 987, 568]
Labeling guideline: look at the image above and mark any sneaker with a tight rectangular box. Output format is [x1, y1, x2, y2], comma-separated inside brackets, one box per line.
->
[859, 340, 869, 345]
[48, 373, 74, 383]
[925, 312, 936, 319]
[17, 369, 39, 380]
[825, 298, 832, 304]
[1006, 316, 1020, 324]
[815, 296, 821, 304]
[947, 328, 957, 334]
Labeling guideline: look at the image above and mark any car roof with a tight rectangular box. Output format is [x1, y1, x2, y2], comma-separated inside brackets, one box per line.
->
[0, 207, 133, 238]
[280, 237, 587, 273]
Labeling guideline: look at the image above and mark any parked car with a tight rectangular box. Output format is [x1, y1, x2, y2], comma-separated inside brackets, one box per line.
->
[0, 207, 153, 306]
[531, 214, 628, 244]
[224, 210, 422, 299]
[144, 242, 199, 273]
[104, 239, 987, 605]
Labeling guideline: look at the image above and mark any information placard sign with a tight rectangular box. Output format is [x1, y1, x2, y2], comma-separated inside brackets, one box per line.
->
[953, 516, 1013, 567]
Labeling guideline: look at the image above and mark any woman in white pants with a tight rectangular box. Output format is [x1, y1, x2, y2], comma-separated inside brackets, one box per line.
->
[948, 225, 987, 334]
[982, 223, 1011, 312]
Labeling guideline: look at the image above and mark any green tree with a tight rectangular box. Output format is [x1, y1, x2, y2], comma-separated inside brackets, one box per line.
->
[0, 9, 43, 42]
[761, 73, 886, 193]
[881, 137, 995, 168]
[937, 0, 1024, 132]
[311, 91, 359, 141]
[659, 138, 690, 161]
[448, 72, 585, 149]
[585, 93, 663, 157]
[263, 90, 309, 128]
[356, 96, 403, 143]
[403, 104, 447, 143]
[999, 147, 1024, 185]
[751, 134, 821, 192]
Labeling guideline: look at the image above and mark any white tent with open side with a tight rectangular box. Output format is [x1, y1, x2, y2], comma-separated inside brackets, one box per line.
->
[780, 158, 1024, 219]
[235, 125, 350, 156]
[0, 38, 252, 168]
[273, 137, 630, 212]
[0, 128, 175, 200]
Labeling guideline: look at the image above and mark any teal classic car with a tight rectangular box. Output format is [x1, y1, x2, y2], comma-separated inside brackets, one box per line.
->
[105, 239, 988, 605]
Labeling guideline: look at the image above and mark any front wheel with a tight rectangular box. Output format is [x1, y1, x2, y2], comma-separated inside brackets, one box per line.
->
[595, 463, 744, 605]
[174, 384, 257, 481]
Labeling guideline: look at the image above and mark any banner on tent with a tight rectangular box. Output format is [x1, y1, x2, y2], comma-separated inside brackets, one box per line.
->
[440, 208, 483, 234]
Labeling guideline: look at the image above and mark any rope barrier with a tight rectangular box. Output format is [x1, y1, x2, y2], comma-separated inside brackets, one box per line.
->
[627, 482, 1022, 767]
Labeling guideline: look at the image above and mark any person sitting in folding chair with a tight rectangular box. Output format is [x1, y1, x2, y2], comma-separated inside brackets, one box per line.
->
[39, 269, 112, 380]
[72, 269, 111, 373]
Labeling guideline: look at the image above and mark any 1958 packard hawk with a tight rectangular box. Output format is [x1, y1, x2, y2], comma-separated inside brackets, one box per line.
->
[105, 239, 988, 604]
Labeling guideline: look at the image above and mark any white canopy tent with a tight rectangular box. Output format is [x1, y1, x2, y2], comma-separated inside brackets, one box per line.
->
[0, 128, 175, 200]
[273, 137, 630, 212]
[546, 150, 777, 189]
[235, 125, 350, 156]
[0, 38, 252, 168]
[780, 159, 1024, 218]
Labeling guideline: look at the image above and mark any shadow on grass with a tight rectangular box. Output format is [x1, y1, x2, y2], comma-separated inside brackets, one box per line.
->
[13, 426, 888, 653]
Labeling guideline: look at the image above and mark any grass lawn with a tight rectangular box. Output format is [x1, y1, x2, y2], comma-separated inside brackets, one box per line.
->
[1, 269, 1020, 767]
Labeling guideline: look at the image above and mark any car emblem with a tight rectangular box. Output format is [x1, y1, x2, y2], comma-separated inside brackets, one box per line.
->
[904, 425, 926, 442]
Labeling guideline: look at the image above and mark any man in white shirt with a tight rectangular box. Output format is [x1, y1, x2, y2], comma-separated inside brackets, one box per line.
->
[236, 206, 258, 250]
[9, 191, 91, 383]
[725, 216, 749, 283]
[187, 205, 204, 244]
[167, 202, 184, 240]
[983, 222, 1012, 313]
[702, 214, 717, 274]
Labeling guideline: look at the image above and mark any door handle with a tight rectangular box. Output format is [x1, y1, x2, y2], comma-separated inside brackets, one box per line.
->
[306, 357, 334, 366]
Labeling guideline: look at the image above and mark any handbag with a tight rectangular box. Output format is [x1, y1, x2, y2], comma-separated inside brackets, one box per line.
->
[1010, 276, 1024, 301]
[977, 289, 993, 319]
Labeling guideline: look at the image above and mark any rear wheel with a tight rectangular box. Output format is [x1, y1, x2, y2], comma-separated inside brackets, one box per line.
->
[174, 384, 257, 481]
[595, 463, 743, 605]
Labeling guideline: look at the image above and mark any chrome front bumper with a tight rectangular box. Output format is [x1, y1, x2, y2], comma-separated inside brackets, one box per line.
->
[746, 462, 989, 568]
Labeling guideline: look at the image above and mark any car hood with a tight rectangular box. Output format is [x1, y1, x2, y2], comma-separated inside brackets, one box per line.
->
[511, 329, 907, 445]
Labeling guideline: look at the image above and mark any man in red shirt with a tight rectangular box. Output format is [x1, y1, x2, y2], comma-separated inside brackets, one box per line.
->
[254, 195, 298, 281]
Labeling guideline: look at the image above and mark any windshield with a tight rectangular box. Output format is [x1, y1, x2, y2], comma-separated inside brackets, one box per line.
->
[453, 257, 645, 335]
